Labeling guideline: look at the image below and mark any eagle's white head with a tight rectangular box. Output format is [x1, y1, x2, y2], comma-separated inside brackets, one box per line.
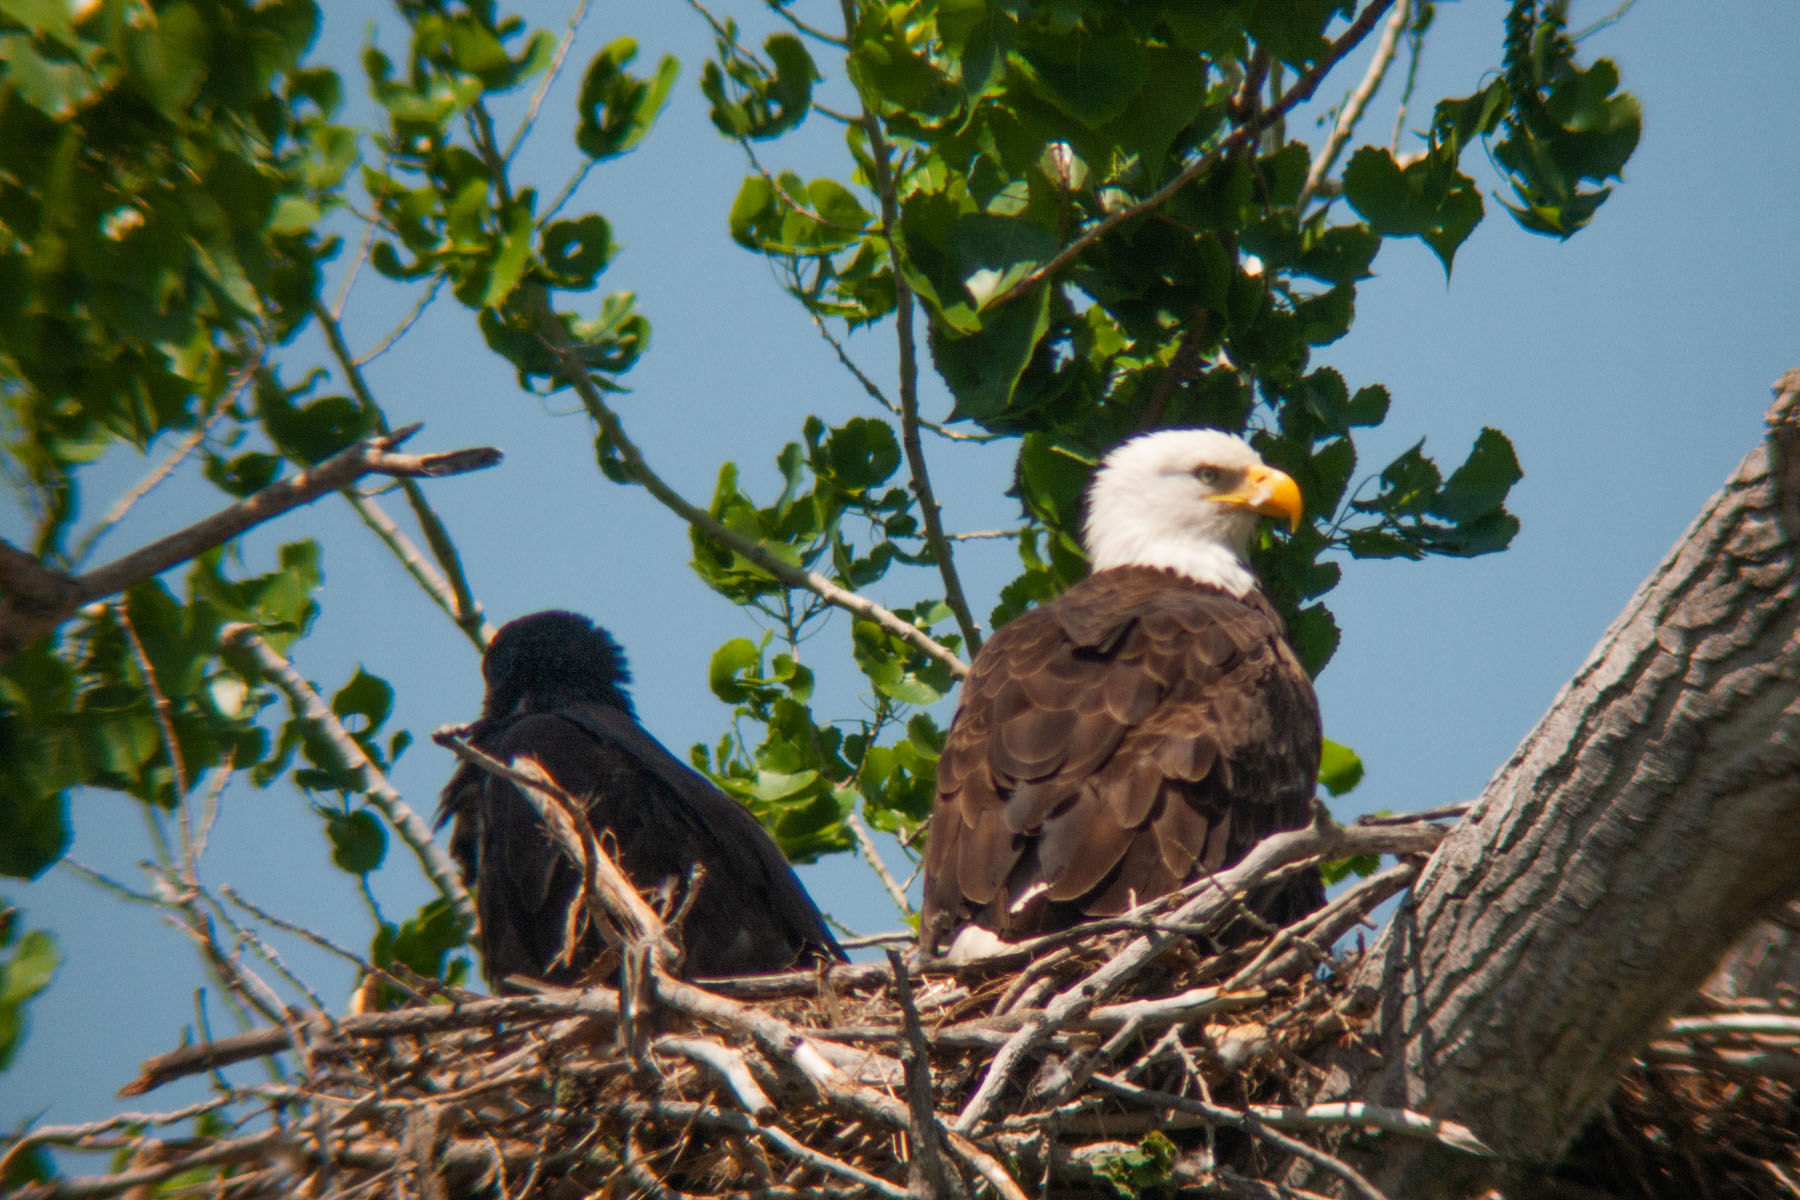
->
[1082, 429, 1303, 596]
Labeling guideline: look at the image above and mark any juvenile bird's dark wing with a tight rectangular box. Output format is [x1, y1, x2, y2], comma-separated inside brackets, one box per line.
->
[441, 705, 842, 987]
[921, 567, 1320, 953]
[557, 701, 844, 976]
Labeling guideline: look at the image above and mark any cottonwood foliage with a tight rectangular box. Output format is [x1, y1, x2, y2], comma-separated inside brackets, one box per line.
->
[0, 0, 1637, 1162]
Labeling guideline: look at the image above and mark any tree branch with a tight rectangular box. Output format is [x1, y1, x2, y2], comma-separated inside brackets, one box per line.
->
[520, 284, 968, 679]
[1319, 369, 1800, 1195]
[836, 10, 984, 655]
[989, 0, 1398, 311]
[315, 305, 490, 648]
[0, 427, 501, 665]
[221, 625, 476, 930]
[1299, 0, 1412, 210]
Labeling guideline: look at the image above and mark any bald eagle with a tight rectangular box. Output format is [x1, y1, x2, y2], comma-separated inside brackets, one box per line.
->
[920, 430, 1323, 956]
[438, 611, 844, 986]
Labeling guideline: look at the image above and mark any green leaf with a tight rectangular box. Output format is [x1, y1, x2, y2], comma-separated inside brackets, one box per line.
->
[1430, 428, 1522, 523]
[1322, 852, 1381, 885]
[928, 284, 1053, 423]
[332, 668, 394, 740]
[123, 1, 211, 118]
[1246, 0, 1348, 69]
[1317, 738, 1364, 796]
[702, 32, 816, 140]
[369, 898, 471, 1008]
[1341, 146, 1483, 275]
[576, 38, 678, 160]
[1011, 22, 1147, 127]
[324, 808, 386, 875]
[1286, 604, 1339, 676]
[0, 923, 57, 1072]
[709, 638, 766, 704]
[203, 451, 282, 498]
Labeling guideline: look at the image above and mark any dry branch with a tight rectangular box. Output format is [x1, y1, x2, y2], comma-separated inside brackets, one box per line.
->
[0, 425, 501, 664]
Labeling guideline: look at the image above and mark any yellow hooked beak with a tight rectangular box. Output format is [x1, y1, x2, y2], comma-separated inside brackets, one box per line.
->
[1209, 464, 1304, 532]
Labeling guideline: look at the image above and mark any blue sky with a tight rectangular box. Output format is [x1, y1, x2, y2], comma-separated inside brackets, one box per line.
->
[5, 0, 1799, 1138]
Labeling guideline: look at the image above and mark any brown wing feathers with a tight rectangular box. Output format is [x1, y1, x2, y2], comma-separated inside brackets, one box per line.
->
[920, 566, 1322, 952]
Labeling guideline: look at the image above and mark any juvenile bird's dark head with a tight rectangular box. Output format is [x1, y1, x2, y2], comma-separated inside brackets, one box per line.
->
[481, 610, 635, 718]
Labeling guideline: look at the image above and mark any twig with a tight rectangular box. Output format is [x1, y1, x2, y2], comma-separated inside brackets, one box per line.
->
[0, 1096, 238, 1176]
[115, 601, 190, 800]
[221, 625, 476, 928]
[837, 0, 983, 656]
[1300, 0, 1411, 210]
[952, 808, 1447, 1131]
[886, 948, 961, 1200]
[315, 306, 489, 647]
[1090, 1074, 1392, 1200]
[71, 393, 238, 569]
[1225, 862, 1417, 989]
[352, 273, 446, 366]
[502, 0, 593, 163]
[120, 989, 622, 1096]
[939, 1130, 1029, 1200]
[1662, 1014, 1800, 1040]
[431, 727, 677, 971]
[347, 490, 496, 646]
[218, 884, 434, 1006]
[0, 425, 500, 664]
[846, 810, 913, 918]
[988, 0, 1398, 310]
[656, 1036, 775, 1119]
[611, 1098, 913, 1200]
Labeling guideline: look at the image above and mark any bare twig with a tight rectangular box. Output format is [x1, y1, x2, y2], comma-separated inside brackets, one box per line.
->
[836, 0, 983, 656]
[347, 490, 496, 646]
[656, 1036, 775, 1119]
[952, 808, 1449, 1131]
[431, 727, 677, 971]
[115, 601, 190, 800]
[120, 989, 622, 1096]
[1300, 0, 1412, 210]
[71, 396, 236, 569]
[846, 810, 913, 918]
[0, 425, 500, 664]
[502, 0, 593, 163]
[1662, 1014, 1800, 1040]
[886, 948, 961, 1200]
[315, 306, 490, 648]
[1091, 1074, 1392, 1200]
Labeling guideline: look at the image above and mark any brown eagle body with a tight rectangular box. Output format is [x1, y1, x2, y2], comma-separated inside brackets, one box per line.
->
[439, 612, 843, 987]
[920, 430, 1324, 956]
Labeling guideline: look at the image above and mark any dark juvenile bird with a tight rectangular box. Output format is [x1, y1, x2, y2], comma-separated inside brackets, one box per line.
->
[920, 429, 1323, 958]
[438, 611, 844, 985]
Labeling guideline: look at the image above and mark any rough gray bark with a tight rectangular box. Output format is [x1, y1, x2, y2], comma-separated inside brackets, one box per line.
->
[1318, 371, 1800, 1197]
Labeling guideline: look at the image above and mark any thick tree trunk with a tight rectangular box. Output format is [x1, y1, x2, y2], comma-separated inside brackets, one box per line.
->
[1317, 371, 1800, 1197]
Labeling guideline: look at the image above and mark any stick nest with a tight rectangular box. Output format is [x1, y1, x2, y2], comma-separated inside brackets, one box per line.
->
[11, 813, 1800, 1199]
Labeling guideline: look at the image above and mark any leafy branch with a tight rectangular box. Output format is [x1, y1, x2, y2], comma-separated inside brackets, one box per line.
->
[988, 0, 1400, 310]
[521, 284, 968, 679]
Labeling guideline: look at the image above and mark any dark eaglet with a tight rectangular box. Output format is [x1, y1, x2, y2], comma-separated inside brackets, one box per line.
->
[438, 610, 845, 988]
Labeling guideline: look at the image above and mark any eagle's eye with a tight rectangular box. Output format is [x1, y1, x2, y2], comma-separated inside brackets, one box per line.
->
[1193, 466, 1227, 488]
